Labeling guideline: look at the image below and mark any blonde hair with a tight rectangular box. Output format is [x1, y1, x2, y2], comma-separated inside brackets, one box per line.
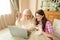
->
[21, 9, 34, 20]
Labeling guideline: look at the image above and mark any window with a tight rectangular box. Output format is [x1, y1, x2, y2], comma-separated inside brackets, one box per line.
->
[0, 0, 11, 15]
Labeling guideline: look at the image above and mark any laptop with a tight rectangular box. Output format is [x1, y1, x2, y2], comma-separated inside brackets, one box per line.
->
[8, 26, 28, 39]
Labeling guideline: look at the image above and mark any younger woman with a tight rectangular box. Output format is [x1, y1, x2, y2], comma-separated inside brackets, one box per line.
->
[35, 10, 53, 40]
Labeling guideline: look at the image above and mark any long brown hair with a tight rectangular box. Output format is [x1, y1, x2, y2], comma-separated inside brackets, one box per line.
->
[35, 10, 47, 31]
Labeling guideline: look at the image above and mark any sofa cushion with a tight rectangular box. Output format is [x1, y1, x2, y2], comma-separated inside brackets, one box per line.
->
[53, 19, 60, 38]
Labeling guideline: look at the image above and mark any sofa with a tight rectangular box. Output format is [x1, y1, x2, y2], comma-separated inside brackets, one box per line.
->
[53, 19, 60, 40]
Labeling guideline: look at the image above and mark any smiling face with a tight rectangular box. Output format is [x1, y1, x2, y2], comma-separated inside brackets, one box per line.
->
[35, 13, 44, 21]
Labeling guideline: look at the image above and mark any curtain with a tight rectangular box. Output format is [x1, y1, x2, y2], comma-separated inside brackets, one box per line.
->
[10, 0, 19, 13]
[0, 0, 19, 30]
[10, 0, 19, 21]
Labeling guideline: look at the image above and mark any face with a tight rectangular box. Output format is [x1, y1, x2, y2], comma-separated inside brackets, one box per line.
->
[35, 13, 43, 21]
[24, 14, 31, 20]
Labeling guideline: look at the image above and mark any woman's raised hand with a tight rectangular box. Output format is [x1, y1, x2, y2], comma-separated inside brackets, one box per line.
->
[18, 13, 22, 19]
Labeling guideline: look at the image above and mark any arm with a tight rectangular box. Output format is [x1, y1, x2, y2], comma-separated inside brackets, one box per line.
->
[43, 21, 53, 38]
[42, 31, 53, 38]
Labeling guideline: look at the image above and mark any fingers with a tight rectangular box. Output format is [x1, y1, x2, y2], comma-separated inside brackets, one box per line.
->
[18, 12, 22, 18]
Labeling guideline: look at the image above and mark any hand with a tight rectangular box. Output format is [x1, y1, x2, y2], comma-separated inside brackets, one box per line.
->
[35, 30, 42, 35]
[18, 13, 22, 19]
[35, 27, 39, 30]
